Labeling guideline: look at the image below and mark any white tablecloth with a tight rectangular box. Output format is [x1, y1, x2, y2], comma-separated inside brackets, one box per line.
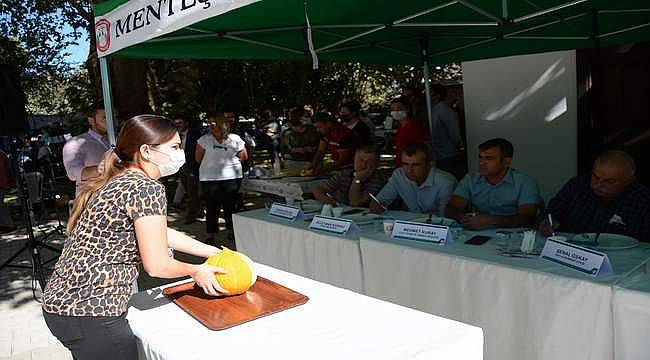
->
[360, 236, 614, 360]
[232, 210, 365, 293]
[127, 264, 484, 360]
[241, 177, 324, 201]
[612, 258, 650, 360]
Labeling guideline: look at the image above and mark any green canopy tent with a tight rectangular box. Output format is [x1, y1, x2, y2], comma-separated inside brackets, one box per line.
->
[92, 0, 650, 143]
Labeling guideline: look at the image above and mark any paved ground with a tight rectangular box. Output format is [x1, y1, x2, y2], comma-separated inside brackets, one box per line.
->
[0, 196, 264, 360]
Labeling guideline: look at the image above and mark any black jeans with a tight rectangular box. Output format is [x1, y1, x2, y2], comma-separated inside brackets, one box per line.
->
[202, 178, 242, 234]
[179, 166, 201, 220]
[43, 310, 138, 360]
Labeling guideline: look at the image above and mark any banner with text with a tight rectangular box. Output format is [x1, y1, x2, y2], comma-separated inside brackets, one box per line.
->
[94, 0, 258, 57]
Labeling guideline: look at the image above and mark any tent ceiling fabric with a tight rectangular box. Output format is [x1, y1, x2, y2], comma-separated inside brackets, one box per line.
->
[93, 0, 650, 64]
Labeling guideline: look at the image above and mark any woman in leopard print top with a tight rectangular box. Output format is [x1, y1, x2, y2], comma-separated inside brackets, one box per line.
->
[43, 115, 228, 360]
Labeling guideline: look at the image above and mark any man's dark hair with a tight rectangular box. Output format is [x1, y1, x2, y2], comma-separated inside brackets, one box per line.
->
[314, 112, 336, 123]
[478, 138, 514, 158]
[341, 100, 361, 117]
[356, 144, 380, 161]
[87, 102, 105, 117]
[289, 108, 305, 126]
[403, 142, 433, 162]
[402, 85, 417, 94]
[206, 111, 221, 120]
[172, 113, 192, 124]
[430, 84, 448, 101]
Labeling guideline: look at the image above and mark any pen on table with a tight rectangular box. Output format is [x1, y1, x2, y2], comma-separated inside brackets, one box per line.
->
[593, 231, 601, 246]
[325, 192, 338, 206]
[547, 213, 555, 237]
[368, 193, 387, 211]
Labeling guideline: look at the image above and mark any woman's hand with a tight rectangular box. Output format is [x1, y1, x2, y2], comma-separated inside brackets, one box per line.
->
[192, 263, 230, 296]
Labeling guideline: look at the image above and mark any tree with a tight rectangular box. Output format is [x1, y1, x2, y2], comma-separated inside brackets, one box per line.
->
[0, 1, 86, 96]
[1, 0, 150, 127]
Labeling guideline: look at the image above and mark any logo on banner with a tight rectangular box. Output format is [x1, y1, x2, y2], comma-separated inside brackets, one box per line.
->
[95, 19, 111, 52]
[94, 0, 258, 56]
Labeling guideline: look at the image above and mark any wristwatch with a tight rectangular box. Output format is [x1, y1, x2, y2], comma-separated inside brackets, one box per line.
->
[352, 172, 361, 184]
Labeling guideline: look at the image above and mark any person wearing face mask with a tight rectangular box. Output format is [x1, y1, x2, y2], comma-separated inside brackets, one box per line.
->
[42, 115, 228, 360]
[195, 114, 248, 244]
[391, 96, 429, 166]
[340, 100, 373, 145]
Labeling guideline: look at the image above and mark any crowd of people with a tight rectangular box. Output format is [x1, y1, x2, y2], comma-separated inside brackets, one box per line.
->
[53, 81, 650, 246]
[33, 87, 648, 359]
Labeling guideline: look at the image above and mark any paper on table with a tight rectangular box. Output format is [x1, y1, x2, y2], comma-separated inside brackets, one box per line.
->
[520, 230, 536, 254]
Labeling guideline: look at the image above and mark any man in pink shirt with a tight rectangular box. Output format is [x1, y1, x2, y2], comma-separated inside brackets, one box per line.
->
[62, 106, 111, 194]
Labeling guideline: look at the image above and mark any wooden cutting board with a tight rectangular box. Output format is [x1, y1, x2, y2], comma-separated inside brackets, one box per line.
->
[162, 276, 309, 330]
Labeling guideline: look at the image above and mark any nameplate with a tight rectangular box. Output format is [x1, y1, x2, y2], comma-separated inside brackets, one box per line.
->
[391, 220, 453, 244]
[309, 215, 358, 235]
[268, 203, 303, 221]
[540, 238, 613, 277]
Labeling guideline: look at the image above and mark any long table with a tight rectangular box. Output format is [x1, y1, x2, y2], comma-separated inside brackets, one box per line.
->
[233, 208, 650, 360]
[233, 208, 420, 293]
[233, 209, 365, 292]
[240, 176, 325, 201]
[127, 263, 484, 360]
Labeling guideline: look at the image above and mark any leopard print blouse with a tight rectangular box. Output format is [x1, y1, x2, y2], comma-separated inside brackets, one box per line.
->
[43, 170, 166, 316]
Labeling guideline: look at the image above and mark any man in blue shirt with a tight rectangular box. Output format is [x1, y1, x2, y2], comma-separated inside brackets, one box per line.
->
[370, 142, 457, 216]
[446, 138, 541, 230]
[430, 84, 464, 179]
[539, 150, 650, 242]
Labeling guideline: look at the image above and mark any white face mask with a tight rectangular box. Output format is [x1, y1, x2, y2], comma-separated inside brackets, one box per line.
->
[150, 147, 186, 177]
[390, 111, 407, 121]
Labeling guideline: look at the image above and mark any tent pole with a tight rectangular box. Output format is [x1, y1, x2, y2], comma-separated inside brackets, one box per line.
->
[99, 56, 117, 145]
[420, 39, 434, 141]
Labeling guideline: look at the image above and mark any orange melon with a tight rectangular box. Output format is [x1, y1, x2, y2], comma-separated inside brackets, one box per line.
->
[205, 248, 257, 295]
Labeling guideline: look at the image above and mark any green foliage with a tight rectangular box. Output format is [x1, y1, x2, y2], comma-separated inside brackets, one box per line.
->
[0, 0, 92, 117]
[147, 59, 462, 119]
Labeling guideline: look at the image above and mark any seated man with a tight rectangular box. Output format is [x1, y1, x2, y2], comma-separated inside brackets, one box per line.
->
[313, 146, 388, 207]
[306, 112, 359, 175]
[446, 138, 540, 230]
[539, 150, 650, 241]
[370, 142, 456, 216]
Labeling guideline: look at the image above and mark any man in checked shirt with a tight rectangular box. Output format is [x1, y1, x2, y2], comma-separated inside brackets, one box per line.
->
[539, 150, 650, 242]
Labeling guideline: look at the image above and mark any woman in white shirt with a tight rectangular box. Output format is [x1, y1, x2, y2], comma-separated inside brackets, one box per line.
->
[195, 115, 248, 243]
